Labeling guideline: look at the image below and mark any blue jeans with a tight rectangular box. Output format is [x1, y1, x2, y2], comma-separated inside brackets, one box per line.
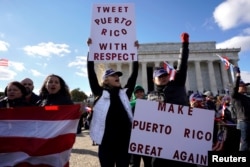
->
[237, 120, 250, 151]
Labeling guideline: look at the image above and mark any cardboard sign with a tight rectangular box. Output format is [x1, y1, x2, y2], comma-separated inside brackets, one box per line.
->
[89, 3, 137, 62]
[129, 99, 214, 166]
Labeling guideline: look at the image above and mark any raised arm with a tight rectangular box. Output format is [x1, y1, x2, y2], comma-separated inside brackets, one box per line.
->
[124, 61, 139, 98]
[174, 33, 189, 86]
[87, 53, 103, 96]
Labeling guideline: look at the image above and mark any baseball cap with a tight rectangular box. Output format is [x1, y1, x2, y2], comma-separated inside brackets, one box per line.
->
[153, 67, 168, 78]
[102, 68, 123, 80]
[189, 92, 204, 102]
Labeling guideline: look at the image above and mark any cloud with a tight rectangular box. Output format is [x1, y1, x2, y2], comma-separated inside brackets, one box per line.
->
[23, 42, 71, 57]
[9, 61, 25, 71]
[216, 35, 250, 52]
[213, 0, 250, 30]
[30, 69, 45, 77]
[0, 40, 10, 51]
[241, 71, 250, 83]
[68, 56, 88, 77]
[0, 68, 17, 80]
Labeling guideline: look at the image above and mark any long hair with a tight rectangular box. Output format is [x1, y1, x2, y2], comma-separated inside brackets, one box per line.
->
[39, 74, 71, 98]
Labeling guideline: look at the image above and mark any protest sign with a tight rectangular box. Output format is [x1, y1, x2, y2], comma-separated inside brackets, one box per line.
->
[129, 99, 214, 166]
[89, 3, 137, 62]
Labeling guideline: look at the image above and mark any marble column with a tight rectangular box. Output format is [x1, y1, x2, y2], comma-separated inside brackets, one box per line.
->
[154, 61, 160, 67]
[207, 60, 217, 94]
[185, 70, 190, 92]
[194, 60, 203, 92]
[141, 62, 147, 91]
[116, 63, 122, 72]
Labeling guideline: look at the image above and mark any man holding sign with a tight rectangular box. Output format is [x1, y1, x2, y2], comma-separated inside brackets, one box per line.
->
[146, 33, 196, 167]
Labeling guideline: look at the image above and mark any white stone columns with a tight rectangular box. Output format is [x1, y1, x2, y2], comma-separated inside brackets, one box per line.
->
[185, 70, 190, 92]
[141, 62, 147, 91]
[154, 62, 160, 67]
[194, 60, 203, 92]
[116, 63, 122, 72]
[207, 60, 217, 94]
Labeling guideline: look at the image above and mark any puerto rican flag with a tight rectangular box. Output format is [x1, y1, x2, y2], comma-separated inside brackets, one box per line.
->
[0, 105, 81, 167]
[216, 54, 232, 70]
[163, 61, 176, 81]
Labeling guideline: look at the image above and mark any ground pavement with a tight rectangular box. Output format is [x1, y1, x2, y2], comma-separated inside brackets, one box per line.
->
[69, 129, 144, 167]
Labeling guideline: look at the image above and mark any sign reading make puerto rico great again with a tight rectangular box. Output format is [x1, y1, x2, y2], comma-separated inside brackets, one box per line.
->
[129, 99, 215, 166]
[89, 3, 137, 62]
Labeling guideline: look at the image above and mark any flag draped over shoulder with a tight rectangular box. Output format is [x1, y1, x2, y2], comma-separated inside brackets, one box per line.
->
[163, 61, 176, 81]
[0, 105, 81, 167]
[0, 58, 8, 66]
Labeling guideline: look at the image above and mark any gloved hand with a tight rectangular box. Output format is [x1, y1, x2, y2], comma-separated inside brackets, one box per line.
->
[181, 32, 189, 43]
[233, 66, 240, 73]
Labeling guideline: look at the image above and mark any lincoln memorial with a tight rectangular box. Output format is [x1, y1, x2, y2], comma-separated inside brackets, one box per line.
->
[94, 41, 240, 96]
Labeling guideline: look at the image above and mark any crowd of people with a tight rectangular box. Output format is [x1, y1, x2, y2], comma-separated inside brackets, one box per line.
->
[1, 32, 249, 167]
[86, 32, 249, 167]
[0, 74, 74, 108]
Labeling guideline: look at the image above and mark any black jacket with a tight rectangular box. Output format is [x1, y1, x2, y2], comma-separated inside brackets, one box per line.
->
[37, 93, 73, 106]
[231, 76, 250, 121]
[0, 97, 29, 108]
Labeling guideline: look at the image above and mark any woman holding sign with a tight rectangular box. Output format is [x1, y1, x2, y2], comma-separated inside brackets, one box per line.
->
[87, 39, 139, 167]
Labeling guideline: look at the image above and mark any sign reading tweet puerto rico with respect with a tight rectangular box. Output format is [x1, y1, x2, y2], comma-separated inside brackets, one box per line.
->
[129, 99, 215, 166]
[89, 3, 137, 62]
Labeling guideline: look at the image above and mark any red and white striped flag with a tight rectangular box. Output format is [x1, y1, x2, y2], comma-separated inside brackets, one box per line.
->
[163, 61, 176, 81]
[0, 105, 81, 167]
[0, 58, 8, 66]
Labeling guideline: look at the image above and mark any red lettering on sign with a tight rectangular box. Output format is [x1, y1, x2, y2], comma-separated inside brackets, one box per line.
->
[129, 142, 162, 157]
[183, 128, 212, 141]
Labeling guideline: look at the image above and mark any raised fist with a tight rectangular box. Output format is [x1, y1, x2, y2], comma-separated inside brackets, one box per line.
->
[233, 66, 240, 73]
[181, 32, 189, 43]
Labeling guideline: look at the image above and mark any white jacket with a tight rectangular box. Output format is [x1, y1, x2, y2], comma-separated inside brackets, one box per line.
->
[90, 89, 133, 144]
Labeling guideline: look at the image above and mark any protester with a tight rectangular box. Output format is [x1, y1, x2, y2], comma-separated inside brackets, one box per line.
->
[87, 39, 139, 167]
[0, 81, 28, 108]
[189, 92, 205, 108]
[37, 74, 73, 106]
[129, 85, 151, 167]
[231, 66, 250, 151]
[147, 33, 195, 167]
[21, 78, 41, 105]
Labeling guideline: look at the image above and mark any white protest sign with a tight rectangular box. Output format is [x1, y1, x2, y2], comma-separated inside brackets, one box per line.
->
[89, 3, 137, 62]
[129, 99, 214, 166]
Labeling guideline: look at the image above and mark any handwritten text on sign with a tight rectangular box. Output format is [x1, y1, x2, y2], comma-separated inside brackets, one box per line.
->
[129, 99, 214, 166]
[89, 3, 137, 62]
